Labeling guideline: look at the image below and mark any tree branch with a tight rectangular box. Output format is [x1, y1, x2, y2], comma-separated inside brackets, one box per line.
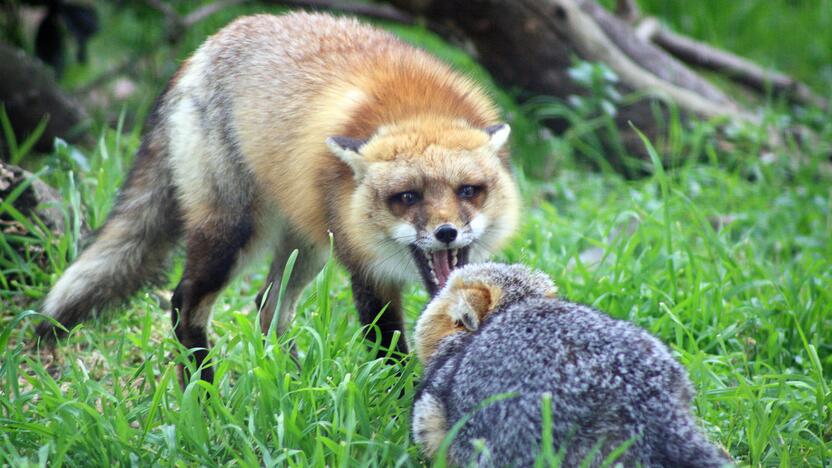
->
[184, 0, 247, 26]
[556, 0, 752, 121]
[636, 17, 827, 110]
[614, 0, 639, 23]
[266, 0, 414, 24]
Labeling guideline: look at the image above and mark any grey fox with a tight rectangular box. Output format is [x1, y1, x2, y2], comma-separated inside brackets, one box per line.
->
[413, 262, 732, 467]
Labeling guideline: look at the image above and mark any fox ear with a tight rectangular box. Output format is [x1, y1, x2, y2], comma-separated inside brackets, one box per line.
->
[326, 136, 368, 180]
[484, 123, 511, 153]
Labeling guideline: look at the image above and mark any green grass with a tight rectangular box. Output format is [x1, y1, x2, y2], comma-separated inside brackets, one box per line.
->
[2, 1, 832, 466]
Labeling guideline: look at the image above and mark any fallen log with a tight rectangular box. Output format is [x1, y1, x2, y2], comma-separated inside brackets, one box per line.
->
[634, 16, 827, 110]
[0, 160, 72, 235]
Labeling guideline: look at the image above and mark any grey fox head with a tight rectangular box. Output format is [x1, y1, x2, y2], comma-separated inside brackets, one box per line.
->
[414, 262, 557, 363]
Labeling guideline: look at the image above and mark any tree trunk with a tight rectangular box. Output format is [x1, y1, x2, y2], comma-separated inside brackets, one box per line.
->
[0, 43, 89, 159]
[387, 0, 760, 166]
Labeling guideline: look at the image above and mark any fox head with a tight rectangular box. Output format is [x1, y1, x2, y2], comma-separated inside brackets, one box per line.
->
[326, 117, 520, 296]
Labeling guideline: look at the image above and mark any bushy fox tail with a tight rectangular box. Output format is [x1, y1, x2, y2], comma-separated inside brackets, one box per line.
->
[36, 125, 182, 341]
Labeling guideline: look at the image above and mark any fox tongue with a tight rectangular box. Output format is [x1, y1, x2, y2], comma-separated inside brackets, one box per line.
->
[432, 250, 452, 289]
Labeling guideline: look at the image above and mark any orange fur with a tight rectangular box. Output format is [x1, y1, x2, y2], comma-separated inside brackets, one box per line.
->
[206, 13, 504, 246]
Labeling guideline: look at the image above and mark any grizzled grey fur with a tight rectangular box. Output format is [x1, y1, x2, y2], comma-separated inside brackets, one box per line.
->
[413, 263, 731, 467]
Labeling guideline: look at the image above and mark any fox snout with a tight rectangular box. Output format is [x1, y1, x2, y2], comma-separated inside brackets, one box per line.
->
[433, 224, 458, 244]
[414, 220, 479, 252]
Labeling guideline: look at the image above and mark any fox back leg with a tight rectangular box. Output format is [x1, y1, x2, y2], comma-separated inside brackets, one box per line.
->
[171, 209, 255, 385]
[165, 73, 261, 385]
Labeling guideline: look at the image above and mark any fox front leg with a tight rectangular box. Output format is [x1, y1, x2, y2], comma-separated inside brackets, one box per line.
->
[350, 274, 409, 359]
[412, 391, 449, 459]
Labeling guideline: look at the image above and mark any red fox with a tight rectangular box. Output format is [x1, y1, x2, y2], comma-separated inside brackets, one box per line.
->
[36, 12, 521, 383]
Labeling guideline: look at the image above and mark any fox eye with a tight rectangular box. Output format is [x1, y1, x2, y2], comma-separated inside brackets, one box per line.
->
[392, 191, 421, 206]
[457, 185, 481, 199]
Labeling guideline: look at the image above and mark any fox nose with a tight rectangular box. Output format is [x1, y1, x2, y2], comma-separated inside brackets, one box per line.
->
[434, 224, 458, 244]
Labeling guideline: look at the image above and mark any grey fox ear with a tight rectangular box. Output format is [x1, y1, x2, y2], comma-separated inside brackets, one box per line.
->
[326, 136, 368, 180]
[484, 123, 511, 153]
[456, 281, 502, 331]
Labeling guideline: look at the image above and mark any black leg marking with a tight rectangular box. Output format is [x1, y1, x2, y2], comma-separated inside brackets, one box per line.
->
[350, 274, 409, 359]
[171, 215, 253, 386]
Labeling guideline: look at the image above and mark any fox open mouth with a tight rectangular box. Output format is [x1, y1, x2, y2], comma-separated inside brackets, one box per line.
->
[410, 245, 471, 297]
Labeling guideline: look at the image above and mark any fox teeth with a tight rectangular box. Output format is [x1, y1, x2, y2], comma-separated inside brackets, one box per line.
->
[426, 255, 437, 284]
[451, 249, 458, 267]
